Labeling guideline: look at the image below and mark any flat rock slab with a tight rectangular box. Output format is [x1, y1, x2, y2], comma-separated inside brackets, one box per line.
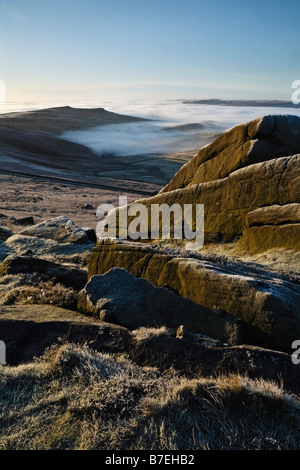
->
[242, 203, 300, 252]
[241, 224, 300, 253]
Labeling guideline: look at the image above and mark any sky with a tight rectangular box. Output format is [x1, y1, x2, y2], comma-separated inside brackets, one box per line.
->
[0, 0, 300, 108]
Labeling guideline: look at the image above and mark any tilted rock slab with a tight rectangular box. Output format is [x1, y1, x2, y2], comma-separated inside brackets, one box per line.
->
[78, 267, 242, 345]
[88, 240, 300, 351]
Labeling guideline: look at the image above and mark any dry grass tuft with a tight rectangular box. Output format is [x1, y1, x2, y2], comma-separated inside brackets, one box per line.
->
[132, 326, 172, 343]
[0, 274, 77, 310]
[0, 343, 299, 450]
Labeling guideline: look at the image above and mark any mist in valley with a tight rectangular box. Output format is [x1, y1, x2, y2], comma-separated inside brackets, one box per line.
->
[61, 101, 300, 157]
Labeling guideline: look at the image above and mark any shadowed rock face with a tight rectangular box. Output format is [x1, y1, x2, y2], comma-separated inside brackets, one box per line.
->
[88, 240, 300, 352]
[161, 115, 300, 192]
[78, 267, 242, 345]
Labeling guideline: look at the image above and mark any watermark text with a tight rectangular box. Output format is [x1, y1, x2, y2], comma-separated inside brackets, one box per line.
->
[291, 80, 300, 105]
[0, 341, 6, 365]
[291, 340, 300, 365]
[96, 196, 204, 250]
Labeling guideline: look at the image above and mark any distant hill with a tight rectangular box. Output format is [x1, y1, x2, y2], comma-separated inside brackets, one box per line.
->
[0, 106, 158, 194]
[182, 98, 300, 108]
[0, 105, 146, 135]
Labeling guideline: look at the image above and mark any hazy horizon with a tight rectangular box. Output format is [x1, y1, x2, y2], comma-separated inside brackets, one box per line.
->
[1, 96, 300, 116]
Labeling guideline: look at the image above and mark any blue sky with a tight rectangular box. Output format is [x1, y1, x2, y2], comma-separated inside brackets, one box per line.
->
[0, 0, 299, 104]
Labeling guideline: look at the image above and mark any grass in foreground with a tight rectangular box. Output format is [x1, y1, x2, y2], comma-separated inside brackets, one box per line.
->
[0, 343, 299, 450]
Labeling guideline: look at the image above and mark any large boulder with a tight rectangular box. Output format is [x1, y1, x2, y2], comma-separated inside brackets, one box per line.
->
[117, 154, 300, 242]
[88, 240, 300, 352]
[161, 114, 300, 192]
[112, 115, 300, 249]
[78, 267, 242, 345]
[19, 216, 92, 244]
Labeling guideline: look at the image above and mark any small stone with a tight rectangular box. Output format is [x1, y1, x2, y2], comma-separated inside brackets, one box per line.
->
[77, 203, 94, 210]
[12, 216, 35, 226]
